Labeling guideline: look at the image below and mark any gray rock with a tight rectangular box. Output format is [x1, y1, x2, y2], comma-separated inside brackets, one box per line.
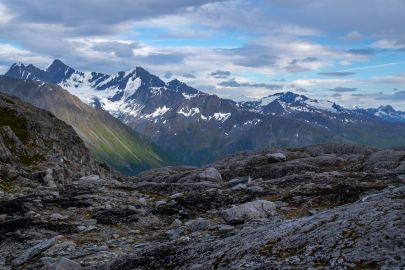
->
[231, 183, 247, 191]
[185, 218, 210, 232]
[170, 219, 182, 228]
[222, 200, 276, 224]
[266, 152, 287, 162]
[166, 228, 182, 240]
[170, 192, 183, 199]
[138, 197, 147, 205]
[217, 224, 235, 232]
[44, 168, 57, 188]
[155, 200, 167, 206]
[13, 236, 61, 266]
[79, 175, 101, 184]
[198, 167, 222, 182]
[50, 213, 67, 221]
[46, 257, 82, 270]
[229, 176, 251, 187]
[246, 185, 264, 193]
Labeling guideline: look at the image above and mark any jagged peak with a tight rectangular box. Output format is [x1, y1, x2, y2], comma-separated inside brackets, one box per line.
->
[261, 91, 309, 105]
[46, 59, 73, 72]
[378, 105, 396, 113]
[10, 62, 25, 69]
[167, 78, 183, 87]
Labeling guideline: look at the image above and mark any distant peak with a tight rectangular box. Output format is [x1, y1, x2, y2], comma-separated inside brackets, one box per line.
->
[10, 62, 25, 69]
[46, 59, 72, 72]
[168, 78, 182, 85]
[266, 91, 308, 103]
[378, 105, 396, 113]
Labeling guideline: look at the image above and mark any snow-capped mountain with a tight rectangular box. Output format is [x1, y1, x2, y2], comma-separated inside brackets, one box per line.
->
[364, 105, 405, 123]
[5, 60, 405, 165]
[239, 92, 346, 115]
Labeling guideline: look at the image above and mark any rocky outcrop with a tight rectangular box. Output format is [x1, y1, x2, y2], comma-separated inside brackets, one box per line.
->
[222, 200, 276, 224]
[0, 93, 111, 190]
[0, 143, 404, 269]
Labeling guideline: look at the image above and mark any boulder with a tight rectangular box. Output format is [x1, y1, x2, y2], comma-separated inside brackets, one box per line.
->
[79, 175, 100, 183]
[231, 183, 247, 191]
[13, 236, 62, 266]
[229, 176, 251, 187]
[266, 153, 287, 163]
[197, 167, 222, 182]
[185, 218, 210, 232]
[50, 213, 67, 221]
[222, 200, 276, 224]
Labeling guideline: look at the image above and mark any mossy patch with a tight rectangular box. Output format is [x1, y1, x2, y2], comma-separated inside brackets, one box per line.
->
[17, 153, 44, 166]
[342, 228, 359, 241]
[0, 108, 29, 144]
[0, 178, 12, 192]
[348, 261, 378, 270]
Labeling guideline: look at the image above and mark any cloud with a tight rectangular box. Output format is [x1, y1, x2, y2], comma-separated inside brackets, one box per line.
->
[164, 71, 173, 79]
[343, 62, 405, 72]
[92, 41, 141, 58]
[351, 91, 405, 102]
[388, 91, 405, 100]
[285, 57, 319, 72]
[347, 48, 376, 56]
[329, 87, 357, 93]
[220, 45, 279, 68]
[218, 78, 283, 90]
[210, 70, 231, 78]
[343, 31, 363, 42]
[370, 73, 405, 84]
[318, 72, 355, 77]
[1, 0, 222, 29]
[264, 0, 405, 36]
[182, 73, 196, 78]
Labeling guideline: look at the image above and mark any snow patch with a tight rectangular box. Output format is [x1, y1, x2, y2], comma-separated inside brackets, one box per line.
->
[178, 107, 200, 117]
[305, 99, 337, 112]
[210, 112, 231, 122]
[144, 106, 170, 119]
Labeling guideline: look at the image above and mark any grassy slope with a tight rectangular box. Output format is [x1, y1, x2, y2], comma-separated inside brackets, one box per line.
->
[37, 88, 169, 175]
[0, 76, 168, 175]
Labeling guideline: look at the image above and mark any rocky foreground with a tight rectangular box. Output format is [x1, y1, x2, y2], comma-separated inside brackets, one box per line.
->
[0, 143, 404, 269]
[0, 94, 404, 269]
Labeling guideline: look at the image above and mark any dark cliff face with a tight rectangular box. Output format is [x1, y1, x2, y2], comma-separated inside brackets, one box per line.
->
[0, 93, 109, 188]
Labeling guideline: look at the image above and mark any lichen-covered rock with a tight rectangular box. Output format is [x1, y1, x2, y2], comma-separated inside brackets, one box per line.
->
[197, 167, 222, 182]
[266, 152, 286, 163]
[222, 200, 276, 224]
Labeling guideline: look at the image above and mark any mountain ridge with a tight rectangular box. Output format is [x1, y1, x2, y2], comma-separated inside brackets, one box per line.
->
[5, 60, 405, 166]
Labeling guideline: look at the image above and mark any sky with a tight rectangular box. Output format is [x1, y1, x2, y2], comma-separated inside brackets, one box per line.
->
[1, 0, 405, 109]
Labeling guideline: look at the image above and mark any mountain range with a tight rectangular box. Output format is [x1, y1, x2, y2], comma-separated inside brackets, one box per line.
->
[5, 60, 405, 168]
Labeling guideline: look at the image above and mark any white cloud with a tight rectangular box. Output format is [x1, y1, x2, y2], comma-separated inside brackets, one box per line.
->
[343, 31, 364, 42]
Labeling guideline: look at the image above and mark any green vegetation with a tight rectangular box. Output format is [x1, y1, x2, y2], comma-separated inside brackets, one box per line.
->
[0, 108, 29, 144]
[17, 153, 44, 166]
